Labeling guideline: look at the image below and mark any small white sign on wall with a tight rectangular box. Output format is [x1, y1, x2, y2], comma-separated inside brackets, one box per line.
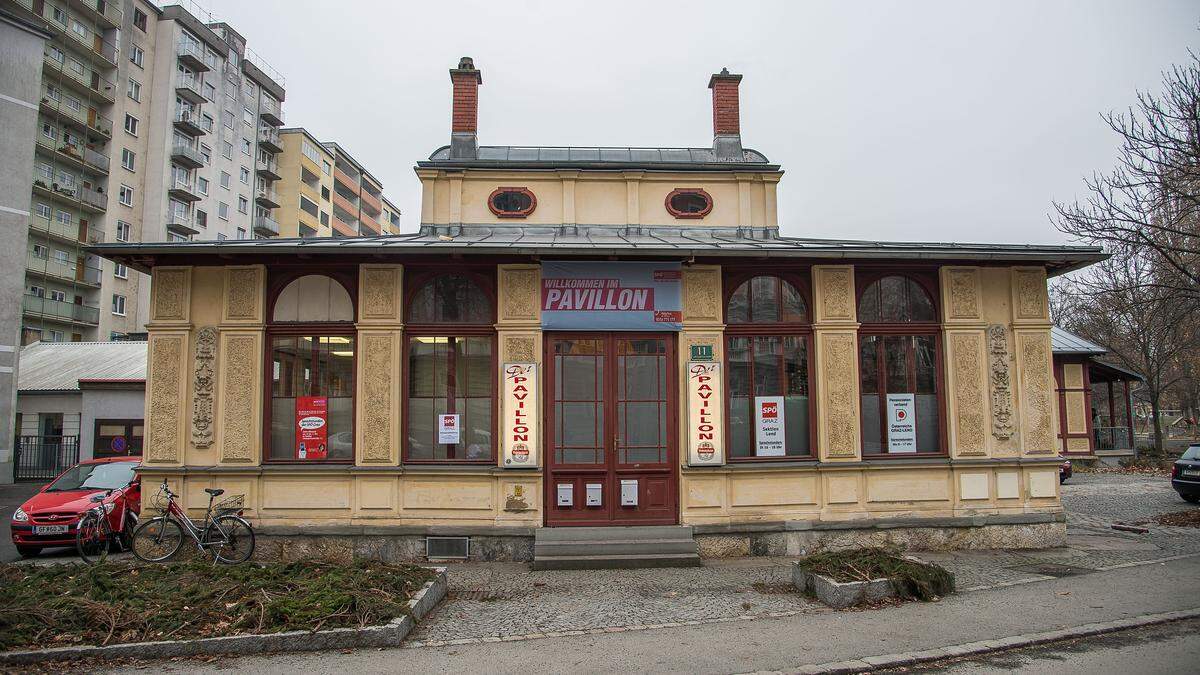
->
[437, 413, 461, 445]
[755, 395, 785, 457]
[886, 394, 917, 453]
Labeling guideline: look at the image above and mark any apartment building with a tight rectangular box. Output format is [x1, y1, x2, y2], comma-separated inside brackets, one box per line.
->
[275, 128, 402, 237]
[5, 0, 286, 343]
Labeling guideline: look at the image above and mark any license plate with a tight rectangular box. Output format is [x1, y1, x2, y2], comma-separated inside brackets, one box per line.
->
[1184, 469, 1200, 478]
[33, 524, 68, 535]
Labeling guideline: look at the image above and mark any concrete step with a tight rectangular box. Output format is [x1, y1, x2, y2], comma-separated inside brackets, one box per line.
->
[535, 538, 697, 557]
[531, 552, 702, 570]
[535, 525, 694, 542]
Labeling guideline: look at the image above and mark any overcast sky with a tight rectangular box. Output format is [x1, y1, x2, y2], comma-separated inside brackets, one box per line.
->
[204, 0, 1196, 243]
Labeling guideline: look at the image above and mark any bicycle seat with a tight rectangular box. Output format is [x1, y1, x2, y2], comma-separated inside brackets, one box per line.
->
[204, 488, 225, 497]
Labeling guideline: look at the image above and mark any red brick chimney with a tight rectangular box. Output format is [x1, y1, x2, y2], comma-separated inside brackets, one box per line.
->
[708, 67, 743, 159]
[449, 57, 482, 158]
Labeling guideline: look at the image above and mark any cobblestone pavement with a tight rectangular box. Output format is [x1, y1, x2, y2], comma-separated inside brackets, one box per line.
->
[410, 472, 1200, 646]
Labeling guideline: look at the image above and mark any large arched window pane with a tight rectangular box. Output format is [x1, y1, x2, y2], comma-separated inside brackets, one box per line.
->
[272, 275, 354, 322]
[407, 274, 490, 324]
[726, 275, 807, 324]
[857, 275, 936, 323]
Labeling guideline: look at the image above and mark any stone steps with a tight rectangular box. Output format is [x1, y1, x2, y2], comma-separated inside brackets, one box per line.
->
[532, 525, 700, 570]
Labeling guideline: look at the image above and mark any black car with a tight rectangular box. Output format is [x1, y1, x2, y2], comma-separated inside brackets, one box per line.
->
[1170, 444, 1200, 503]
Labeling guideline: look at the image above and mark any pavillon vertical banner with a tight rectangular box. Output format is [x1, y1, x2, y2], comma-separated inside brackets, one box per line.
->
[687, 363, 724, 466]
[501, 363, 538, 468]
[541, 261, 682, 330]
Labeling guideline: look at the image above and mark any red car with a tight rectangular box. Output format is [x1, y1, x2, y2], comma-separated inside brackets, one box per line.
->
[10, 457, 141, 557]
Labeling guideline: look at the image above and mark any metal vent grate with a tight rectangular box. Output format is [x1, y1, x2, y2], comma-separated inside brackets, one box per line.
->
[426, 536, 470, 560]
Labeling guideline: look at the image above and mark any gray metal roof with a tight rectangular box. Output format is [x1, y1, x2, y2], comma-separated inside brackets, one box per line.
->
[89, 225, 1107, 277]
[17, 341, 147, 392]
[419, 146, 777, 171]
[1051, 327, 1108, 355]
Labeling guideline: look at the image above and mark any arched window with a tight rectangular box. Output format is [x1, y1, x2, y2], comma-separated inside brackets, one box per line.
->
[857, 274, 943, 456]
[724, 274, 812, 460]
[267, 274, 356, 463]
[405, 271, 495, 463]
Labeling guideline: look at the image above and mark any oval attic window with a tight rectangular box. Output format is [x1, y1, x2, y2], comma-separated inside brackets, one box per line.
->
[665, 189, 713, 219]
[488, 187, 536, 218]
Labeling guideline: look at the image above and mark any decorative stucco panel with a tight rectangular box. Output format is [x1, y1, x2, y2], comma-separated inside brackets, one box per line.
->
[502, 335, 538, 363]
[498, 265, 540, 324]
[146, 335, 185, 463]
[818, 331, 859, 459]
[219, 333, 259, 463]
[949, 331, 987, 456]
[988, 325, 1015, 441]
[223, 266, 264, 323]
[359, 265, 402, 323]
[1017, 330, 1055, 454]
[814, 266, 855, 323]
[1013, 268, 1049, 321]
[151, 267, 190, 324]
[190, 326, 217, 449]
[359, 332, 399, 463]
[682, 266, 722, 324]
[945, 268, 981, 321]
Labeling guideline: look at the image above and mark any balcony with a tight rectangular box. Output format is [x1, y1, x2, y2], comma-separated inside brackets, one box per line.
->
[79, 185, 107, 212]
[173, 108, 206, 136]
[332, 191, 358, 217]
[171, 143, 206, 169]
[257, 126, 282, 153]
[177, 40, 210, 72]
[50, 142, 110, 175]
[28, 213, 101, 244]
[333, 166, 359, 194]
[23, 294, 100, 326]
[358, 215, 380, 236]
[359, 188, 382, 216]
[253, 214, 279, 237]
[331, 214, 358, 237]
[255, 155, 281, 180]
[260, 98, 284, 126]
[31, 176, 106, 213]
[175, 73, 205, 104]
[41, 52, 116, 104]
[255, 185, 280, 208]
[166, 210, 198, 237]
[67, 0, 122, 29]
[38, 92, 113, 139]
[168, 177, 201, 202]
[26, 253, 102, 286]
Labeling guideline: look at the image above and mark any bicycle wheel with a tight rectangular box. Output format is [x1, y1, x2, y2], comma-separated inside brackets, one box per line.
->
[204, 514, 255, 564]
[131, 516, 185, 562]
[75, 511, 109, 565]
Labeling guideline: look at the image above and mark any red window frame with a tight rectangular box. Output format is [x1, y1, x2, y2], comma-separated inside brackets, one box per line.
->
[722, 270, 816, 461]
[664, 188, 714, 219]
[487, 187, 537, 218]
[402, 268, 498, 464]
[262, 270, 358, 464]
[855, 270, 947, 457]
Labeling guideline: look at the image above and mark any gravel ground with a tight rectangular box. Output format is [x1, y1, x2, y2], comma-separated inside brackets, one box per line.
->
[1062, 471, 1189, 524]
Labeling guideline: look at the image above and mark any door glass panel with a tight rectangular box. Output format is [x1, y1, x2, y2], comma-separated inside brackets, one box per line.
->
[616, 338, 667, 465]
[554, 339, 604, 465]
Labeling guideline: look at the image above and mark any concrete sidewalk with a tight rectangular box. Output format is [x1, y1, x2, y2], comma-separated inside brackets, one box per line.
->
[113, 554, 1200, 674]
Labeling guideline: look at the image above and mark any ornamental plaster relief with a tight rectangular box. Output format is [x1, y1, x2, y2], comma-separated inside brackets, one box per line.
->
[814, 266, 855, 323]
[1012, 268, 1049, 322]
[146, 334, 186, 464]
[501, 335, 538, 363]
[988, 325, 1015, 441]
[222, 266, 264, 324]
[1016, 330, 1056, 454]
[818, 332, 860, 459]
[150, 267, 191, 324]
[949, 331, 988, 456]
[190, 327, 217, 449]
[358, 265, 402, 323]
[359, 333, 399, 464]
[218, 333, 259, 463]
[682, 266, 722, 324]
[943, 268, 982, 321]
[498, 265, 540, 324]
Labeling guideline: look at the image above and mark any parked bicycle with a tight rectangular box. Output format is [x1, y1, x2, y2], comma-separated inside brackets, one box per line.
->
[130, 480, 255, 564]
[75, 488, 137, 565]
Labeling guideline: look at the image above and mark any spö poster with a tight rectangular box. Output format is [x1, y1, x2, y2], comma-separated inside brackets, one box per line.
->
[296, 396, 328, 460]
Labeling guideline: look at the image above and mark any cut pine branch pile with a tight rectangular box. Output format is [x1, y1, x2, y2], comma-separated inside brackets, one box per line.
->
[795, 547, 955, 601]
[0, 560, 436, 652]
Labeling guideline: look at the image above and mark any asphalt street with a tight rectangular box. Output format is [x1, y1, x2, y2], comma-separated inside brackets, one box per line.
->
[0, 481, 43, 563]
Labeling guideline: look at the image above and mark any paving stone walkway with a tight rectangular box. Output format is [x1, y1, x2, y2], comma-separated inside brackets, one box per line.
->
[409, 472, 1200, 647]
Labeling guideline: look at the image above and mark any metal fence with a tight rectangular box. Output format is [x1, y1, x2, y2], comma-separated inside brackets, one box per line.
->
[1094, 426, 1133, 452]
[13, 436, 79, 482]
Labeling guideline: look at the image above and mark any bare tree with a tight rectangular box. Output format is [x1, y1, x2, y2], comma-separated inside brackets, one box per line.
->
[1054, 250, 1200, 452]
[1055, 52, 1200, 304]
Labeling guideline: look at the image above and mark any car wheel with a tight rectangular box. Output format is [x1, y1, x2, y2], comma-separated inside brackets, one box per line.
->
[16, 546, 41, 557]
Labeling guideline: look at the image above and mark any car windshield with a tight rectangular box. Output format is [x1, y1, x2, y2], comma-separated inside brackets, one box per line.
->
[46, 462, 137, 491]
[1182, 446, 1200, 461]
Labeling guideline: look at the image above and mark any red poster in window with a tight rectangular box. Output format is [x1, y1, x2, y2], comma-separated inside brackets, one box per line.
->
[296, 396, 328, 460]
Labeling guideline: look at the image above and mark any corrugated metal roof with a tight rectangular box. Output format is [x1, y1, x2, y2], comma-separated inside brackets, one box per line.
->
[89, 225, 1108, 277]
[17, 341, 147, 392]
[1051, 327, 1108, 355]
[420, 146, 777, 171]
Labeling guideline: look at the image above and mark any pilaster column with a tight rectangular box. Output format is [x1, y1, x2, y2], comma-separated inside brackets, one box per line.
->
[355, 264, 404, 465]
[623, 171, 643, 225]
[496, 264, 542, 469]
[940, 267, 989, 458]
[811, 265, 861, 462]
[215, 265, 265, 465]
[680, 265, 724, 466]
[144, 266, 193, 467]
[1010, 267, 1056, 456]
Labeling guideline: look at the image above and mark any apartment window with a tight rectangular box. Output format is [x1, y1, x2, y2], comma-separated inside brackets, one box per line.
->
[53, 249, 69, 263]
[301, 140, 321, 164]
[124, 114, 138, 136]
[121, 148, 135, 171]
[36, 162, 53, 182]
[130, 45, 144, 68]
[204, 82, 216, 101]
[236, 228, 246, 240]
[70, 19, 87, 39]
[119, 185, 133, 206]
[222, 141, 233, 159]
[242, 106, 254, 127]
[241, 138, 252, 156]
[322, 160, 332, 176]
[217, 233, 227, 241]
[115, 221, 131, 242]
[48, 46, 64, 64]
[200, 144, 212, 163]
[68, 58, 84, 76]
[321, 186, 331, 201]
[245, 80, 256, 96]
[168, 232, 188, 243]
[64, 95, 81, 112]
[112, 294, 126, 316]
[202, 114, 215, 132]
[133, 8, 147, 31]
[239, 167, 250, 184]
[320, 211, 329, 226]
[127, 79, 141, 102]
[218, 202, 230, 220]
[299, 195, 319, 218]
[220, 171, 231, 189]
[222, 110, 234, 129]
[114, 264, 128, 279]
[55, 210, 72, 225]
[35, 203, 52, 219]
[32, 244, 49, 259]
[50, 290, 67, 302]
[42, 123, 58, 141]
[48, 330, 65, 343]
[198, 177, 209, 195]
[196, 210, 208, 228]
[238, 196, 249, 214]
[28, 285, 45, 298]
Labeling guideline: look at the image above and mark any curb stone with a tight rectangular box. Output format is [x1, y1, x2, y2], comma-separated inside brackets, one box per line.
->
[0, 567, 448, 666]
[775, 606, 1200, 674]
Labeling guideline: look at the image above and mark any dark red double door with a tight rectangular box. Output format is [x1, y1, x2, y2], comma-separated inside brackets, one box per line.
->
[544, 333, 678, 526]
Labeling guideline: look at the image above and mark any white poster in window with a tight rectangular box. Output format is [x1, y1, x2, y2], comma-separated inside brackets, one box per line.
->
[886, 393, 917, 453]
[502, 363, 538, 468]
[755, 395, 785, 457]
[437, 413, 461, 445]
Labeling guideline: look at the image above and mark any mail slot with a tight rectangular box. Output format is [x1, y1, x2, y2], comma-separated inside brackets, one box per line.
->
[620, 479, 638, 506]
[556, 483, 573, 507]
[585, 483, 603, 506]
